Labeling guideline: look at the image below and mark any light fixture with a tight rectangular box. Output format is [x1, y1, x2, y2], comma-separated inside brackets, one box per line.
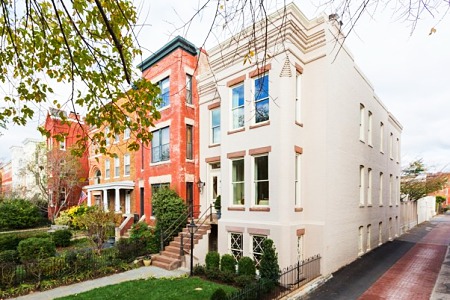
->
[197, 179, 205, 193]
[187, 219, 197, 277]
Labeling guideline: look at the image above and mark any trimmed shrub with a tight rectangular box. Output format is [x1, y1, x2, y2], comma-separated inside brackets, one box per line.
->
[210, 288, 227, 300]
[116, 238, 146, 262]
[0, 199, 46, 230]
[234, 274, 256, 287]
[220, 254, 236, 273]
[0, 250, 18, 264]
[51, 229, 72, 247]
[205, 251, 220, 271]
[0, 235, 21, 252]
[17, 238, 56, 263]
[237, 256, 256, 277]
[259, 238, 280, 290]
[193, 264, 205, 276]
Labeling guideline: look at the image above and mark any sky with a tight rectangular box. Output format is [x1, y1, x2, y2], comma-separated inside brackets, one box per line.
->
[1, 0, 449, 172]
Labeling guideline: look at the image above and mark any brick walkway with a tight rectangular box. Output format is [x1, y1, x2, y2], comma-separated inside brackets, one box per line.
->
[359, 216, 450, 300]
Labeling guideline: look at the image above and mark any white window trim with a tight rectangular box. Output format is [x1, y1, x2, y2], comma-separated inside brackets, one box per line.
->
[124, 154, 130, 176]
[253, 154, 269, 206]
[114, 157, 120, 178]
[231, 158, 245, 206]
[231, 83, 245, 130]
[253, 73, 269, 124]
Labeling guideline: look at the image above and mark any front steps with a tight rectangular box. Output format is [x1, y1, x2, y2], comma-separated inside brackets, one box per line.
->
[151, 223, 210, 270]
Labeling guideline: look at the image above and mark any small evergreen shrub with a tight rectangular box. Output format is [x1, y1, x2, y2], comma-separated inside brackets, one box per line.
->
[220, 254, 236, 273]
[210, 288, 227, 300]
[0, 250, 18, 263]
[51, 229, 72, 247]
[237, 256, 256, 277]
[193, 264, 206, 276]
[17, 238, 56, 262]
[0, 235, 21, 251]
[259, 238, 280, 290]
[116, 238, 146, 261]
[205, 251, 220, 271]
[0, 198, 46, 230]
[234, 274, 255, 287]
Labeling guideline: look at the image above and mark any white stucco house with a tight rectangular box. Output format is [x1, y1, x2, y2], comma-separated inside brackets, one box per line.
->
[197, 3, 402, 276]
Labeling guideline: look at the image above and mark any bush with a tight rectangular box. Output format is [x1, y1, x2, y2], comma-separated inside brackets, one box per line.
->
[0, 235, 21, 252]
[17, 238, 56, 263]
[0, 198, 46, 230]
[210, 288, 227, 300]
[193, 264, 205, 276]
[0, 250, 18, 264]
[206, 251, 220, 271]
[51, 229, 72, 247]
[259, 239, 280, 289]
[130, 222, 158, 253]
[237, 256, 256, 277]
[116, 238, 146, 262]
[220, 254, 236, 273]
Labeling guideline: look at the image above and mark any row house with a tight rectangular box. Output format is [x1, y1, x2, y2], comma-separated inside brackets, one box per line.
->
[197, 3, 402, 275]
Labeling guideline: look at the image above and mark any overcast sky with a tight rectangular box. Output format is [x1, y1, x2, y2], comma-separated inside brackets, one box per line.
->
[1, 0, 449, 172]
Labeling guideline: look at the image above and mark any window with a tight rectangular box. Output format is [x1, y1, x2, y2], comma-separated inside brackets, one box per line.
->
[367, 168, 372, 206]
[378, 222, 383, 245]
[295, 72, 302, 123]
[151, 183, 170, 215]
[389, 133, 393, 159]
[254, 155, 269, 205]
[211, 108, 220, 144]
[59, 187, 66, 203]
[105, 127, 110, 146]
[186, 182, 194, 215]
[186, 74, 192, 104]
[367, 111, 373, 146]
[359, 165, 365, 206]
[358, 226, 364, 255]
[230, 232, 243, 262]
[297, 236, 304, 262]
[105, 160, 110, 179]
[254, 74, 269, 123]
[124, 154, 130, 176]
[114, 156, 120, 177]
[158, 77, 170, 108]
[48, 138, 53, 150]
[124, 128, 131, 140]
[388, 217, 393, 240]
[359, 104, 365, 142]
[186, 125, 193, 160]
[379, 172, 383, 206]
[295, 154, 301, 207]
[367, 225, 371, 251]
[59, 137, 66, 151]
[232, 159, 245, 205]
[396, 138, 400, 162]
[114, 133, 120, 143]
[389, 174, 393, 205]
[396, 176, 399, 205]
[251, 235, 267, 267]
[95, 170, 101, 184]
[380, 122, 384, 152]
[152, 127, 170, 163]
[231, 84, 244, 129]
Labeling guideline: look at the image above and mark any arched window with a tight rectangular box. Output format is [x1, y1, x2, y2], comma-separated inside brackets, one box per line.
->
[95, 170, 101, 184]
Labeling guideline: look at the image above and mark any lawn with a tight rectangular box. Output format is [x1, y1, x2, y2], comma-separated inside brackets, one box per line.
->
[57, 276, 237, 300]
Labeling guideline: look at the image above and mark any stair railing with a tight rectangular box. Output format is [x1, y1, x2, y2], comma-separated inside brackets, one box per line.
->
[160, 207, 189, 252]
[179, 204, 214, 256]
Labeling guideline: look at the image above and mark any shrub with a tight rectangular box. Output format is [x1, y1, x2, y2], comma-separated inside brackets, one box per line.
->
[259, 238, 280, 289]
[51, 229, 72, 247]
[130, 222, 158, 253]
[0, 235, 21, 251]
[54, 211, 71, 226]
[0, 198, 46, 230]
[210, 288, 227, 300]
[66, 205, 89, 229]
[17, 238, 56, 263]
[0, 250, 18, 264]
[206, 251, 220, 271]
[116, 238, 146, 261]
[234, 274, 256, 287]
[237, 256, 256, 277]
[220, 254, 236, 273]
[193, 264, 205, 276]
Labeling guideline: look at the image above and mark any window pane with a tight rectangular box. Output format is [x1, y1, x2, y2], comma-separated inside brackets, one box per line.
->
[252, 235, 266, 267]
[161, 127, 170, 144]
[153, 130, 160, 147]
[159, 77, 170, 108]
[232, 159, 245, 205]
[230, 233, 243, 262]
[212, 109, 220, 126]
[232, 85, 244, 108]
[255, 99, 269, 123]
[254, 75, 269, 100]
[232, 159, 244, 181]
[233, 107, 244, 129]
[186, 74, 192, 104]
[233, 182, 244, 205]
[255, 156, 268, 180]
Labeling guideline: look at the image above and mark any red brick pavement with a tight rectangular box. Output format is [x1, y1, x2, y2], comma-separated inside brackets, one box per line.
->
[359, 220, 450, 300]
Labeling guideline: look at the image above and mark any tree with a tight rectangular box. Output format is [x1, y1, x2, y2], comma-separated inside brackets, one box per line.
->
[259, 238, 280, 291]
[75, 205, 117, 254]
[26, 143, 87, 222]
[400, 159, 447, 201]
[0, 0, 160, 156]
[436, 195, 446, 213]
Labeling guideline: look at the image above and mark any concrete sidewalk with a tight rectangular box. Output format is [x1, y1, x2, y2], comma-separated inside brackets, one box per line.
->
[10, 266, 189, 300]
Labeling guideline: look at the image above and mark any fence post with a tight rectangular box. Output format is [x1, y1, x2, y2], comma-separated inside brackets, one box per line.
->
[209, 204, 213, 222]
[160, 229, 164, 252]
[297, 261, 300, 284]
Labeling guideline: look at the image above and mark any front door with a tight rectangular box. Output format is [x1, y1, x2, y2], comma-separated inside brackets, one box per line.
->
[210, 165, 221, 206]
[125, 191, 131, 214]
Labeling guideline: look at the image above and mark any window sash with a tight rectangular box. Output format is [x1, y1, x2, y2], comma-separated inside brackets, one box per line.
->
[232, 84, 244, 129]
[114, 157, 120, 177]
[254, 155, 269, 205]
[105, 160, 110, 178]
[254, 75, 269, 123]
[152, 127, 170, 163]
[186, 125, 193, 160]
[230, 233, 243, 262]
[211, 108, 221, 144]
[124, 155, 130, 176]
[232, 159, 244, 205]
[186, 74, 192, 104]
[252, 235, 266, 267]
[159, 77, 170, 108]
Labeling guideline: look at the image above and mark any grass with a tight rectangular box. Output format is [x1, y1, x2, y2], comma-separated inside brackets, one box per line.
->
[57, 276, 237, 300]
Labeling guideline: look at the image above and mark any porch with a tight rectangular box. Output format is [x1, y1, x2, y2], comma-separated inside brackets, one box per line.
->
[84, 181, 135, 214]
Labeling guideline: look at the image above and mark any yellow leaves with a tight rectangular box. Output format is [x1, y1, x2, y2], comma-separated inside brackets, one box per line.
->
[243, 50, 255, 65]
[429, 27, 437, 35]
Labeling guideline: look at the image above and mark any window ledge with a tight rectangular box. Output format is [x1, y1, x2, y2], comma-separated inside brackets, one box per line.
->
[186, 159, 195, 163]
[186, 103, 195, 109]
[150, 160, 171, 166]
[359, 205, 365, 208]
[209, 144, 220, 148]
[250, 121, 270, 129]
[249, 207, 270, 212]
[158, 105, 170, 112]
[295, 121, 303, 127]
[379, 204, 383, 207]
[294, 207, 303, 212]
[228, 207, 245, 211]
[228, 128, 245, 135]
[367, 204, 373, 207]
[368, 144, 373, 148]
[359, 139, 365, 144]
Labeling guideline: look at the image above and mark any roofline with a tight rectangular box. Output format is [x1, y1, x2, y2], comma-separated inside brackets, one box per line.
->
[137, 36, 198, 72]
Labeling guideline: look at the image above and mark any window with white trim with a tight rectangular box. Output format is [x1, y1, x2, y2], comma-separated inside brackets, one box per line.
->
[231, 84, 244, 129]
[396, 138, 400, 162]
[380, 122, 384, 152]
[186, 125, 193, 160]
[389, 174, 393, 205]
[114, 156, 120, 177]
[389, 133, 393, 159]
[105, 127, 110, 146]
[388, 217, 392, 240]
[186, 74, 192, 104]
[295, 72, 302, 123]
[297, 235, 304, 262]
[359, 165, 365, 206]
[358, 226, 364, 255]
[105, 160, 110, 179]
[158, 77, 170, 109]
[367, 224, 371, 251]
[378, 222, 383, 245]
[59, 137, 66, 151]
[114, 133, 120, 143]
[152, 127, 170, 163]
[379, 172, 383, 206]
[124, 154, 130, 176]
[230, 232, 243, 262]
[254, 74, 269, 123]
[395, 176, 399, 205]
[251, 235, 267, 267]
[368, 111, 373, 146]
[254, 155, 269, 205]
[151, 183, 170, 216]
[232, 159, 245, 205]
[359, 104, 365, 142]
[295, 154, 301, 207]
[367, 168, 372, 205]
[211, 108, 221, 145]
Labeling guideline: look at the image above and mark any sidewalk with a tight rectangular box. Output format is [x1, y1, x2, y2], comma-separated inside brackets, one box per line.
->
[10, 266, 189, 300]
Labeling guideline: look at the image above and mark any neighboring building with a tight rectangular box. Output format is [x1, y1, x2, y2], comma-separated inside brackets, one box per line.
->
[44, 109, 89, 217]
[135, 36, 201, 223]
[197, 3, 402, 276]
[0, 161, 12, 196]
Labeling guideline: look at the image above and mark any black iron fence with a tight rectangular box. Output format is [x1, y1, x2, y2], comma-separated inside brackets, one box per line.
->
[228, 254, 321, 300]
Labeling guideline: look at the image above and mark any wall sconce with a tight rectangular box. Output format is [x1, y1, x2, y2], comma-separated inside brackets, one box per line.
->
[197, 179, 205, 193]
